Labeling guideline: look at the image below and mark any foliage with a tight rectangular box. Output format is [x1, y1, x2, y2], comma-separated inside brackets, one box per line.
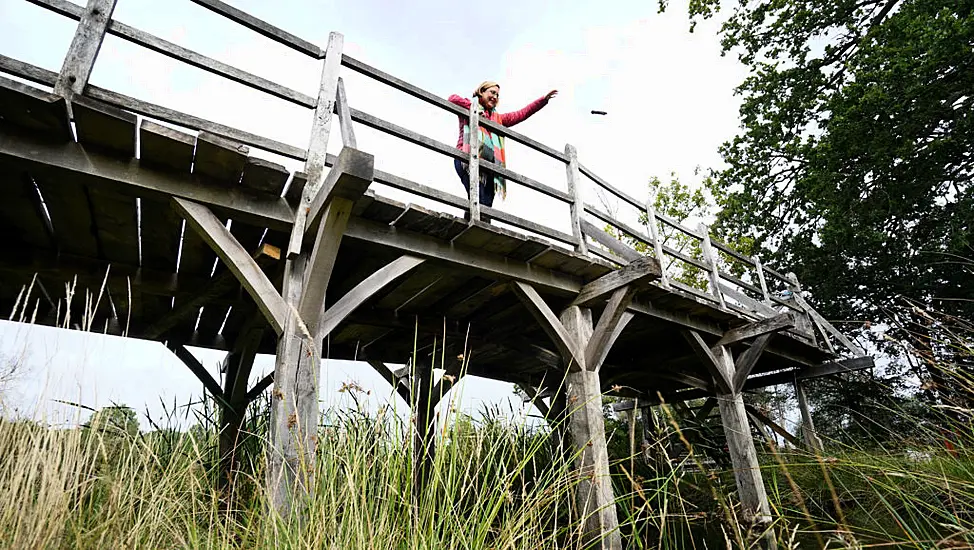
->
[663, 0, 974, 338]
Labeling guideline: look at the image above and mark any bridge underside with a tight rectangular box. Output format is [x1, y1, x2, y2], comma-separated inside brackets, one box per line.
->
[0, 77, 835, 404]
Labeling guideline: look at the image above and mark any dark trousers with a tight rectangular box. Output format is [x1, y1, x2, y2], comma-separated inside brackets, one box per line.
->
[454, 158, 496, 208]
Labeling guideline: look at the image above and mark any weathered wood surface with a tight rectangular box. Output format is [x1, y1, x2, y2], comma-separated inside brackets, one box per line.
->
[55, 0, 117, 100]
[173, 198, 288, 334]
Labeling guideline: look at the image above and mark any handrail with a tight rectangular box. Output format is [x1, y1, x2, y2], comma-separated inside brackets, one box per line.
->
[340, 55, 569, 163]
[3, 0, 851, 354]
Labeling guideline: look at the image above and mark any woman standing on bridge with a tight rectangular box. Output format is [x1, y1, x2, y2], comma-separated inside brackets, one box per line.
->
[449, 82, 557, 208]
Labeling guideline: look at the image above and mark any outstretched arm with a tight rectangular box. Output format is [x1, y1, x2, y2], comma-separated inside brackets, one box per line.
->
[501, 90, 557, 127]
[448, 94, 472, 110]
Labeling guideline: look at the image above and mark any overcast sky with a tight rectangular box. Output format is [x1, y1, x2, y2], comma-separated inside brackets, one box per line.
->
[0, 0, 747, 430]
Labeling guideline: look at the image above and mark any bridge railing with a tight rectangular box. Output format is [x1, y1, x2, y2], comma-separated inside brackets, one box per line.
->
[3, 0, 861, 355]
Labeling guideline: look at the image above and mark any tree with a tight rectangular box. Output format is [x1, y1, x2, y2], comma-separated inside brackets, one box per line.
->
[85, 405, 139, 438]
[664, 0, 974, 400]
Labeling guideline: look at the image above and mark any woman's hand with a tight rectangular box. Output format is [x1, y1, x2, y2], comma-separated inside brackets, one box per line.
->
[545, 90, 558, 101]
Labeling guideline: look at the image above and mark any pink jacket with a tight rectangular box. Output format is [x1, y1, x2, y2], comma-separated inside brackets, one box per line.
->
[447, 94, 550, 149]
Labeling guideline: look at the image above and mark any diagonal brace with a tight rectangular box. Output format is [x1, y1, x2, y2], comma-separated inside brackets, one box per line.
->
[173, 197, 289, 334]
[512, 281, 585, 371]
[585, 286, 636, 372]
[683, 330, 732, 394]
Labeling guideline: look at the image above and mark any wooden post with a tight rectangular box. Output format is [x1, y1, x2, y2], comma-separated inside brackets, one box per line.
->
[645, 188, 669, 288]
[55, 0, 118, 102]
[561, 305, 622, 550]
[466, 101, 481, 223]
[565, 144, 587, 255]
[794, 379, 823, 453]
[268, 31, 345, 517]
[698, 223, 726, 309]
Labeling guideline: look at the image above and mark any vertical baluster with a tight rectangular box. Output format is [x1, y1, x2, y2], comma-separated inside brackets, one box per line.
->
[698, 223, 726, 309]
[753, 255, 772, 306]
[466, 102, 481, 223]
[645, 188, 669, 288]
[564, 144, 587, 255]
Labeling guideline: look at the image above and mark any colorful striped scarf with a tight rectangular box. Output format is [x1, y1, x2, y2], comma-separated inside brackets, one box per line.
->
[460, 104, 507, 200]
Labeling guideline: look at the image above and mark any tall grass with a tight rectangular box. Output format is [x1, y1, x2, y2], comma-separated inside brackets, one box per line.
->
[6, 280, 974, 548]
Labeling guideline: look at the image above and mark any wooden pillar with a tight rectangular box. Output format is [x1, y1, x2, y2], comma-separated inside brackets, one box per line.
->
[698, 222, 727, 309]
[684, 316, 796, 546]
[218, 317, 263, 492]
[794, 379, 823, 453]
[56, 0, 118, 102]
[645, 188, 669, 288]
[267, 31, 344, 516]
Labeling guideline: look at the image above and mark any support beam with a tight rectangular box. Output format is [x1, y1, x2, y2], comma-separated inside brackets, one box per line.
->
[367, 358, 411, 405]
[564, 144, 586, 255]
[683, 331, 731, 394]
[794, 379, 823, 452]
[55, 0, 118, 101]
[411, 355, 435, 497]
[218, 318, 261, 491]
[718, 313, 795, 347]
[173, 197, 288, 334]
[169, 343, 223, 402]
[586, 287, 635, 372]
[512, 281, 585, 371]
[335, 77, 356, 148]
[745, 404, 802, 448]
[246, 372, 275, 402]
[732, 333, 774, 393]
[317, 255, 425, 339]
[571, 255, 661, 307]
[304, 147, 374, 237]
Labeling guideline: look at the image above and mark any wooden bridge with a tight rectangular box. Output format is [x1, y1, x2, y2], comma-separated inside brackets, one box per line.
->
[0, 0, 871, 546]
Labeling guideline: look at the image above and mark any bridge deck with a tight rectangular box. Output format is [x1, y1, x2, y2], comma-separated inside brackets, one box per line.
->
[0, 75, 834, 402]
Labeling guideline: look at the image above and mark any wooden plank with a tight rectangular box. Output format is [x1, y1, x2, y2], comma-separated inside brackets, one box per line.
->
[173, 198, 287, 334]
[571, 255, 660, 307]
[586, 287, 635, 372]
[507, 239, 550, 263]
[106, 18, 315, 108]
[317, 255, 425, 338]
[564, 144, 586, 254]
[0, 76, 71, 141]
[718, 313, 796, 347]
[86, 84, 307, 161]
[189, 0, 323, 58]
[193, 131, 249, 184]
[511, 281, 584, 371]
[793, 293, 865, 355]
[54, 0, 118, 100]
[240, 157, 290, 196]
[579, 219, 640, 263]
[732, 333, 773, 393]
[284, 172, 306, 208]
[32, 174, 98, 259]
[360, 195, 408, 224]
[395, 209, 467, 242]
[71, 96, 137, 157]
[682, 330, 731, 394]
[0, 132, 295, 230]
[85, 186, 140, 265]
[718, 282, 777, 317]
[139, 119, 194, 173]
